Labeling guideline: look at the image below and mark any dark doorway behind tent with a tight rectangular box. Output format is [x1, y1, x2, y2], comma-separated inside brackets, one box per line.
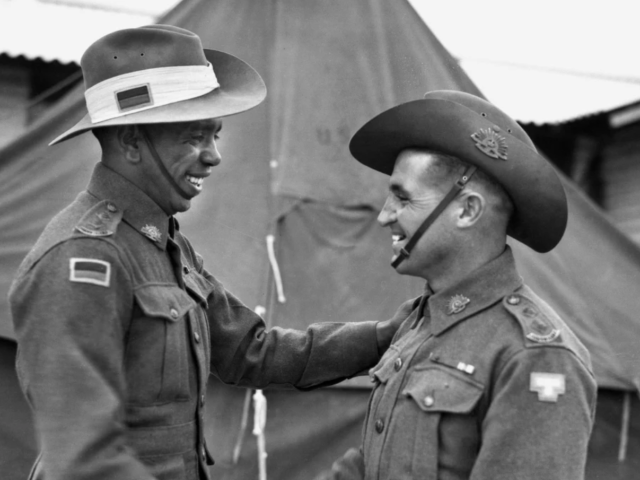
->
[1, 1, 640, 479]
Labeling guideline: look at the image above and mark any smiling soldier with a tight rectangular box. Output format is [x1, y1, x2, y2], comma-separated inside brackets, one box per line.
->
[318, 91, 597, 480]
[9, 25, 402, 480]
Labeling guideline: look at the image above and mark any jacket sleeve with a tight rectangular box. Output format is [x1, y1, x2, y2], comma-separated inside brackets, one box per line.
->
[10, 239, 155, 480]
[470, 346, 597, 480]
[199, 267, 381, 389]
[314, 447, 365, 480]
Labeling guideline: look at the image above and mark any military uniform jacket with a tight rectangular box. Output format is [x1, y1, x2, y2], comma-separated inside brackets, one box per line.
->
[9, 163, 382, 480]
[321, 247, 597, 480]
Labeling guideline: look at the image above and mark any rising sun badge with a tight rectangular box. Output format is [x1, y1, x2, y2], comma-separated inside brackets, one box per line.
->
[471, 127, 508, 160]
[447, 294, 470, 315]
[141, 224, 162, 243]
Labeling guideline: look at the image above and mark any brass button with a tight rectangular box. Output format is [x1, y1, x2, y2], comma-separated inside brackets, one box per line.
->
[394, 358, 403, 371]
[106, 203, 117, 213]
[506, 295, 520, 306]
[183, 265, 189, 274]
[170, 308, 178, 318]
[201, 446, 206, 459]
[424, 395, 435, 407]
[194, 331, 201, 343]
[375, 419, 384, 434]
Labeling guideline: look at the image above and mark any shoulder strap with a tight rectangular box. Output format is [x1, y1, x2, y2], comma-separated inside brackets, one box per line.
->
[503, 291, 562, 346]
[75, 200, 123, 237]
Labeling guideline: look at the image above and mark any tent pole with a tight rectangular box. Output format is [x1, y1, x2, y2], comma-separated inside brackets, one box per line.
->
[266, 234, 286, 303]
[618, 391, 631, 462]
[232, 388, 253, 464]
[253, 389, 268, 480]
[232, 306, 267, 465]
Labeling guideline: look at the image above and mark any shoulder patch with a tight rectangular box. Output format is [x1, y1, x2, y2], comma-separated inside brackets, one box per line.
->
[69, 258, 111, 287]
[530, 372, 565, 402]
[503, 293, 561, 345]
[75, 200, 123, 237]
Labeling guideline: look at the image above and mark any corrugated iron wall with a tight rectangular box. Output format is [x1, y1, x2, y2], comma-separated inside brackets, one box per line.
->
[601, 125, 640, 245]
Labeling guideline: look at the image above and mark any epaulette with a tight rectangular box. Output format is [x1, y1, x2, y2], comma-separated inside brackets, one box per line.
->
[74, 200, 123, 237]
[503, 291, 563, 347]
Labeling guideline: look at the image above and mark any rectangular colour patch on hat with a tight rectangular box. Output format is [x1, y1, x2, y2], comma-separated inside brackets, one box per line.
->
[69, 258, 111, 287]
[116, 84, 153, 111]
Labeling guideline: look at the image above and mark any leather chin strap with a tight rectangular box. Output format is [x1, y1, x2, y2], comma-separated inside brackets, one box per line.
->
[138, 126, 192, 200]
[391, 165, 478, 269]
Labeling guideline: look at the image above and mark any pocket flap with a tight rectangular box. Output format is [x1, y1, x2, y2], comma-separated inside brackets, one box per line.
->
[370, 347, 401, 384]
[403, 366, 483, 413]
[183, 271, 215, 306]
[134, 285, 196, 321]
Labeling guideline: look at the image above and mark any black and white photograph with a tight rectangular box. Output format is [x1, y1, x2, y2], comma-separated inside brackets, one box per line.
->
[0, 1, 638, 479]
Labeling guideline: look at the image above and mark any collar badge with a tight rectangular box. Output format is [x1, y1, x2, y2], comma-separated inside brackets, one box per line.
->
[471, 127, 508, 160]
[141, 224, 162, 243]
[447, 294, 470, 315]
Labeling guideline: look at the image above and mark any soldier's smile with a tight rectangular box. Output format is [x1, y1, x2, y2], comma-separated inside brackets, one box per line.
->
[391, 233, 407, 254]
[186, 175, 204, 191]
[184, 171, 210, 194]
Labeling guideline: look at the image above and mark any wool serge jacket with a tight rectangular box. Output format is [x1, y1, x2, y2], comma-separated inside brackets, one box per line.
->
[319, 248, 597, 480]
[10, 163, 382, 480]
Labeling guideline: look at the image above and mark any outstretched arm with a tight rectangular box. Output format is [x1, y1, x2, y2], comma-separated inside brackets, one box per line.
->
[200, 264, 414, 389]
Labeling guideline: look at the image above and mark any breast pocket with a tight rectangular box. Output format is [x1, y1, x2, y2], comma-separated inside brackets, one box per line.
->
[182, 269, 214, 307]
[182, 270, 215, 368]
[125, 285, 196, 405]
[369, 345, 402, 385]
[400, 365, 483, 478]
[403, 365, 483, 413]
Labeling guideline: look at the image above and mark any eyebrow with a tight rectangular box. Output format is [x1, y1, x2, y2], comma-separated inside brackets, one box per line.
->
[389, 182, 410, 196]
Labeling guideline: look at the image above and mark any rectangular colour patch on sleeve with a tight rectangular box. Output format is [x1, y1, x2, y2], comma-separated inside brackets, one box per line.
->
[69, 258, 111, 287]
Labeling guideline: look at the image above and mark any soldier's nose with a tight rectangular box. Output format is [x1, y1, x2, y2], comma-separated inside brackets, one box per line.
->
[200, 145, 221, 167]
[378, 199, 396, 227]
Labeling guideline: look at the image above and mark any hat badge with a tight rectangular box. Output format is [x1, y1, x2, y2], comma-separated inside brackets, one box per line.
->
[447, 294, 470, 315]
[471, 127, 508, 160]
[141, 224, 162, 242]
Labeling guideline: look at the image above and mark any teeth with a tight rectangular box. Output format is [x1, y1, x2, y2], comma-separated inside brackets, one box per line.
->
[186, 175, 203, 187]
[392, 235, 405, 244]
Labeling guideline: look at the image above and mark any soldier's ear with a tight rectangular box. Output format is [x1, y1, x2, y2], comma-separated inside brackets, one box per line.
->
[456, 191, 485, 229]
[117, 125, 142, 164]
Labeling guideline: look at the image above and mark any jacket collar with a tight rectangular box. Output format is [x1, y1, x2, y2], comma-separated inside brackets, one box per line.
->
[427, 246, 523, 336]
[87, 163, 170, 250]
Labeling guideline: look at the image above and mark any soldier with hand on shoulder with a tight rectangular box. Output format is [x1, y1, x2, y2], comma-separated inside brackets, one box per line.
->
[9, 25, 402, 480]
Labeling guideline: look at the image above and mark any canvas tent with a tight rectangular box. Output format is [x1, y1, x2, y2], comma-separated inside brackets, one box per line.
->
[1, 0, 640, 479]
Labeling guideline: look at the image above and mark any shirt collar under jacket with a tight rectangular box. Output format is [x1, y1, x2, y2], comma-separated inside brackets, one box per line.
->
[87, 162, 171, 250]
[426, 246, 523, 336]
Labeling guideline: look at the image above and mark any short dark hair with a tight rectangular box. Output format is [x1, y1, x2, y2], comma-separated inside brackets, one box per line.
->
[424, 150, 515, 222]
[91, 126, 113, 146]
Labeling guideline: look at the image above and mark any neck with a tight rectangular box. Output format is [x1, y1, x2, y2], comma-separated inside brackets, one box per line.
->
[100, 152, 138, 185]
[425, 238, 506, 292]
[99, 157, 174, 217]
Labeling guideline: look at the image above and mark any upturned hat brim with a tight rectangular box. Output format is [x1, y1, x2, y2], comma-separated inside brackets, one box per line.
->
[349, 97, 568, 253]
[50, 49, 266, 145]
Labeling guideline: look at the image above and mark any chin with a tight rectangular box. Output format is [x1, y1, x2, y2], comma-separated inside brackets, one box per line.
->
[392, 259, 411, 276]
[171, 199, 192, 215]
[393, 258, 427, 280]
